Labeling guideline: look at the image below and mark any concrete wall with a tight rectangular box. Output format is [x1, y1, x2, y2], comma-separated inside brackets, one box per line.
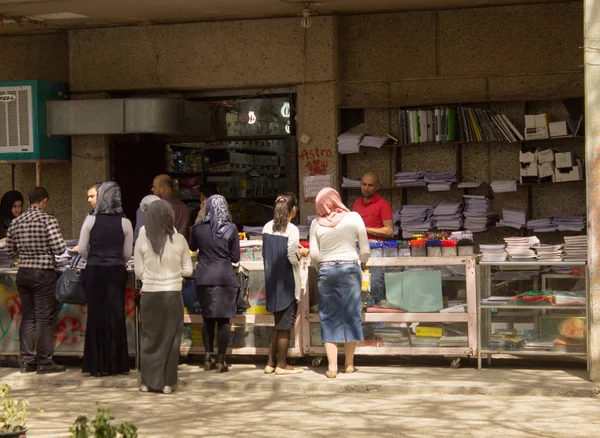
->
[341, 2, 585, 239]
[0, 34, 72, 238]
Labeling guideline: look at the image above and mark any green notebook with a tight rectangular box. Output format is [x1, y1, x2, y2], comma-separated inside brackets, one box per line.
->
[384, 270, 443, 312]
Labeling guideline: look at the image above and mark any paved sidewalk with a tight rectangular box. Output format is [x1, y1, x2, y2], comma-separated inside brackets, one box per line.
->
[1, 358, 598, 398]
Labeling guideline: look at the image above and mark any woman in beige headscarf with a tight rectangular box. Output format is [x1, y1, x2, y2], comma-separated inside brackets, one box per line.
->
[309, 188, 370, 378]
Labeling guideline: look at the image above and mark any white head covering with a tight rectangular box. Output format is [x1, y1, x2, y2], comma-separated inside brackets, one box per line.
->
[139, 195, 161, 216]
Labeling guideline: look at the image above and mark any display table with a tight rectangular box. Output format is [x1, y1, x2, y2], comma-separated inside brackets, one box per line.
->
[477, 261, 588, 370]
[302, 256, 478, 367]
[0, 267, 138, 358]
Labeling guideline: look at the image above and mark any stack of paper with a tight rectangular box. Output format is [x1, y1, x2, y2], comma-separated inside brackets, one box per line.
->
[491, 180, 518, 193]
[425, 172, 456, 192]
[534, 244, 564, 262]
[497, 208, 527, 229]
[400, 205, 433, 237]
[395, 171, 427, 187]
[480, 244, 508, 262]
[557, 216, 586, 232]
[526, 217, 556, 233]
[432, 202, 463, 230]
[504, 236, 540, 261]
[359, 135, 390, 148]
[457, 181, 482, 189]
[563, 235, 587, 262]
[463, 195, 497, 232]
[337, 133, 363, 154]
[527, 216, 586, 233]
[341, 177, 361, 188]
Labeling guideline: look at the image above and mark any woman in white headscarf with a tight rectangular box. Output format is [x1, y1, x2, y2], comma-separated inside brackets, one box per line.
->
[190, 195, 240, 373]
[135, 200, 192, 394]
[78, 182, 134, 377]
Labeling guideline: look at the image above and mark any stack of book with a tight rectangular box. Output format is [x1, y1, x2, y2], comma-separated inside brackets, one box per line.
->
[341, 177, 361, 188]
[563, 235, 587, 262]
[497, 208, 527, 229]
[491, 180, 518, 193]
[463, 195, 497, 232]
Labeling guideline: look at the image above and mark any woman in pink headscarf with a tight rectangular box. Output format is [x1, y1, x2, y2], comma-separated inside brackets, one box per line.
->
[309, 188, 370, 378]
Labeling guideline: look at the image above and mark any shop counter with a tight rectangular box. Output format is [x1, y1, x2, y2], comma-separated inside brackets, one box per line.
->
[0, 267, 138, 359]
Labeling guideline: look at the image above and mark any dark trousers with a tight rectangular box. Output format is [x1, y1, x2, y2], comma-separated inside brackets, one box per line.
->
[15, 268, 58, 366]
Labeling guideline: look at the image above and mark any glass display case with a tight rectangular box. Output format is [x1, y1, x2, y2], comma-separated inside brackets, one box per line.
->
[182, 260, 305, 357]
[477, 261, 588, 370]
[301, 257, 478, 367]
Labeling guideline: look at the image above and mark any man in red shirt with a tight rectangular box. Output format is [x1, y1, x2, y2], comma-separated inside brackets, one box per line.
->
[352, 171, 394, 240]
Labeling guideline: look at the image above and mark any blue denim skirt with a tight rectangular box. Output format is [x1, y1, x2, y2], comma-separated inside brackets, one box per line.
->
[317, 262, 364, 343]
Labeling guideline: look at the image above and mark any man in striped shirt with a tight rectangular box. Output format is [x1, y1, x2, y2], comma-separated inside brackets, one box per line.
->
[6, 187, 67, 374]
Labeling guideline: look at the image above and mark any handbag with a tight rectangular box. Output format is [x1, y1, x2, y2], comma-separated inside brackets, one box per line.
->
[235, 264, 251, 314]
[54, 256, 86, 305]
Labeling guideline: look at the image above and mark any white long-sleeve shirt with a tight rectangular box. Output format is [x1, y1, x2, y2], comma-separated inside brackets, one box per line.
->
[134, 231, 193, 292]
[309, 211, 370, 266]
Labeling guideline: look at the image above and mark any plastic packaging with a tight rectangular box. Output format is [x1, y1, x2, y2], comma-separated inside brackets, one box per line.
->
[382, 241, 398, 257]
[398, 241, 411, 257]
[369, 241, 383, 258]
[410, 239, 427, 257]
[441, 240, 457, 257]
[361, 270, 371, 293]
[426, 240, 442, 257]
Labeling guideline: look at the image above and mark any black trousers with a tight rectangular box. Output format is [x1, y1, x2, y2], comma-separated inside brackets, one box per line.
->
[15, 268, 58, 366]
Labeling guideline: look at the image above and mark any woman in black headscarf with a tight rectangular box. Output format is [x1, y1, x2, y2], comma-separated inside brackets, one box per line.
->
[78, 182, 134, 377]
[0, 191, 24, 239]
[190, 195, 240, 373]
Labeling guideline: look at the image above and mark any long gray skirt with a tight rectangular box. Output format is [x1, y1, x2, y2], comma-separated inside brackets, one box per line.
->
[140, 291, 183, 391]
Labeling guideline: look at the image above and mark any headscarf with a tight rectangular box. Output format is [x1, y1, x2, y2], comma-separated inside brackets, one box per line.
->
[199, 195, 235, 250]
[139, 195, 161, 216]
[315, 188, 349, 227]
[0, 191, 24, 220]
[93, 181, 124, 216]
[144, 200, 175, 258]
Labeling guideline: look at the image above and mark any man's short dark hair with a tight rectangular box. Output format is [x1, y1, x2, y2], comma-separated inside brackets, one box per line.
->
[199, 183, 219, 199]
[87, 182, 102, 191]
[28, 187, 49, 205]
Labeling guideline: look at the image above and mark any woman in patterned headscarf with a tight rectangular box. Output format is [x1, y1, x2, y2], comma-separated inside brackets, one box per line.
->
[78, 181, 134, 377]
[190, 195, 240, 373]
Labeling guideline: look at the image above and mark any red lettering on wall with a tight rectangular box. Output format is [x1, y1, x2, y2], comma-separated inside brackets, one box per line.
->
[299, 148, 333, 176]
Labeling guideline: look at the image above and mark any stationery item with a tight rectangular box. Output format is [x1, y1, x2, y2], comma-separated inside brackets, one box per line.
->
[497, 208, 527, 229]
[337, 133, 363, 154]
[491, 180, 517, 193]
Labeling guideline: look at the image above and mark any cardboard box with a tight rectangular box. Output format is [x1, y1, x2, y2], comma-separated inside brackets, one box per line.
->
[537, 148, 555, 164]
[555, 151, 575, 169]
[549, 121, 568, 137]
[525, 113, 549, 140]
[520, 162, 538, 177]
[555, 165, 582, 182]
[519, 151, 536, 163]
[538, 161, 555, 179]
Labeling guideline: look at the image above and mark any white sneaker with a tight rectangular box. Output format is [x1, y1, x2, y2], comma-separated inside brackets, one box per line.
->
[162, 386, 173, 394]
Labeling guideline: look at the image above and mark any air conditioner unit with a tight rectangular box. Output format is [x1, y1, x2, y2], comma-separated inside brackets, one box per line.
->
[0, 80, 69, 161]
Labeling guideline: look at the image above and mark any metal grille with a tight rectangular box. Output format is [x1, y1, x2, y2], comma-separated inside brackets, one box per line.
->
[0, 86, 33, 153]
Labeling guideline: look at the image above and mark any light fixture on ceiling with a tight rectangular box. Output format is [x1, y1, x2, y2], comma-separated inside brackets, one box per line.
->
[280, 0, 327, 28]
[301, 4, 312, 29]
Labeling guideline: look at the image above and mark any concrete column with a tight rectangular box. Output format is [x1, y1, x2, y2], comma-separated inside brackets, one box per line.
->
[585, 0, 600, 381]
[296, 83, 340, 223]
[71, 136, 111, 238]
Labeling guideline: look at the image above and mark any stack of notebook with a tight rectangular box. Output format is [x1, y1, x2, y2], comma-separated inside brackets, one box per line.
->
[480, 244, 508, 262]
[395, 171, 427, 187]
[491, 180, 518, 193]
[359, 135, 390, 148]
[425, 172, 456, 192]
[463, 195, 497, 232]
[563, 235, 587, 262]
[400, 205, 434, 237]
[534, 244, 565, 262]
[497, 208, 527, 229]
[337, 133, 363, 154]
[432, 202, 463, 230]
[341, 177, 361, 188]
[504, 236, 540, 261]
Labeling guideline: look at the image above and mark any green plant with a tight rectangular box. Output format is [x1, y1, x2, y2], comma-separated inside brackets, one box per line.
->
[69, 403, 137, 438]
[0, 384, 29, 433]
